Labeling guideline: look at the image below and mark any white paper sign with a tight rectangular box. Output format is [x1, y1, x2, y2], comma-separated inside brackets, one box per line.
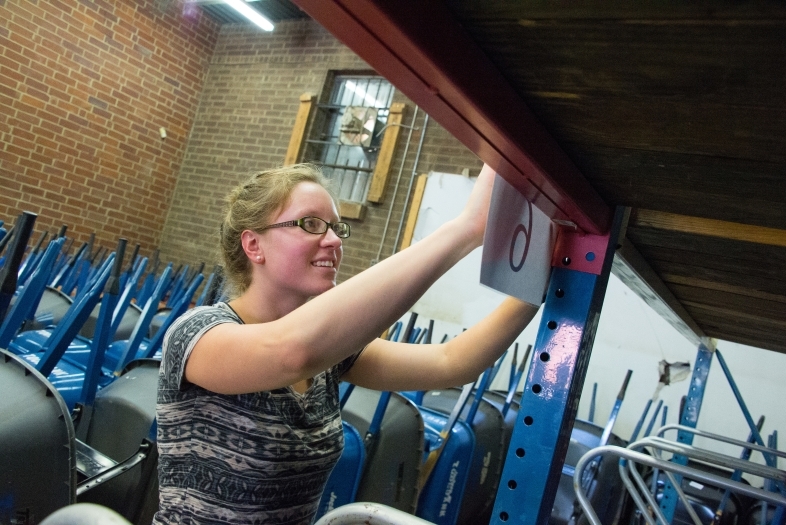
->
[480, 174, 557, 306]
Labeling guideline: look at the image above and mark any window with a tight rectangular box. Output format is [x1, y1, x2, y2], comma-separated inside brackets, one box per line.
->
[303, 75, 395, 204]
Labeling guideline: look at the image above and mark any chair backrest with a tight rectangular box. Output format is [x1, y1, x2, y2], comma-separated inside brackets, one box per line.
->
[315, 421, 366, 520]
[420, 388, 505, 525]
[0, 349, 75, 522]
[0, 212, 37, 322]
[112, 264, 173, 373]
[0, 238, 65, 348]
[36, 255, 115, 377]
[415, 406, 475, 525]
[76, 359, 160, 524]
[341, 387, 425, 514]
[140, 272, 203, 360]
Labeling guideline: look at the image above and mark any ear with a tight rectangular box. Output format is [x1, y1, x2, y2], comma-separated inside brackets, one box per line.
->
[240, 230, 265, 264]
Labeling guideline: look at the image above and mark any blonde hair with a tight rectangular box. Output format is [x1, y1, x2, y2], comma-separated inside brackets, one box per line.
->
[220, 164, 335, 298]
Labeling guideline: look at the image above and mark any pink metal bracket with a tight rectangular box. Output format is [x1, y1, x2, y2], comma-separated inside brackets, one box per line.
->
[551, 227, 611, 275]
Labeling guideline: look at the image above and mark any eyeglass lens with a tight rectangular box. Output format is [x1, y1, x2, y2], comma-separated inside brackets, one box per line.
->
[301, 217, 349, 238]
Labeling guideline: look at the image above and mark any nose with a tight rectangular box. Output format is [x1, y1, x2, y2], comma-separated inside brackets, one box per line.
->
[321, 227, 343, 247]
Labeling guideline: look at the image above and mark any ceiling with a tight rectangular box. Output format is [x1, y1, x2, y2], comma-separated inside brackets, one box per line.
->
[205, 1, 786, 354]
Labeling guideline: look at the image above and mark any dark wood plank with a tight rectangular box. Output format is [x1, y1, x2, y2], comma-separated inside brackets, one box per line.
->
[663, 274, 786, 305]
[530, 98, 786, 164]
[627, 227, 786, 267]
[687, 306, 786, 353]
[450, 3, 786, 21]
[646, 259, 786, 297]
[452, 17, 786, 152]
[637, 246, 786, 286]
[687, 301, 786, 329]
[452, 8, 786, 105]
[576, 148, 786, 230]
[669, 283, 786, 322]
[702, 326, 786, 355]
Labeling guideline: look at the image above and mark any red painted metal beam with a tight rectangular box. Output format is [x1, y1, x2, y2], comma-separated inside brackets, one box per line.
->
[289, 0, 612, 234]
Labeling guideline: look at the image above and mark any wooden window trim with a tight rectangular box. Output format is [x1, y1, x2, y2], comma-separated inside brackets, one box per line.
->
[366, 102, 406, 203]
[284, 93, 316, 166]
[398, 173, 428, 251]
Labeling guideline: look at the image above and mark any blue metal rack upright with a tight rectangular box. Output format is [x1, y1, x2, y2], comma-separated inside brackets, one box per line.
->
[659, 341, 715, 522]
[490, 207, 626, 525]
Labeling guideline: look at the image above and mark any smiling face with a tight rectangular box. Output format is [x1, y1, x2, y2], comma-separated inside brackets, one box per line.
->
[256, 181, 343, 304]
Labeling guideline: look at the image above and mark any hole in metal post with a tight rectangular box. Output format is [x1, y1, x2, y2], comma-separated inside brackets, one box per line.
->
[515, 448, 525, 457]
[547, 320, 557, 330]
[532, 384, 542, 394]
[500, 512, 509, 521]
[524, 416, 533, 426]
[508, 480, 517, 489]
[555, 288, 565, 298]
[540, 352, 550, 362]
[562, 256, 571, 266]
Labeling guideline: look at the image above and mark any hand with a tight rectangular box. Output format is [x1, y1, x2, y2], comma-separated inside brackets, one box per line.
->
[459, 163, 496, 247]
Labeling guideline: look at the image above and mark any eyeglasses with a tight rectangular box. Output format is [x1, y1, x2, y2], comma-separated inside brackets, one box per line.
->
[261, 216, 350, 238]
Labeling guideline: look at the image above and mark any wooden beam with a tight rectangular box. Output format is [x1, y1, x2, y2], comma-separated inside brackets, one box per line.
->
[612, 236, 706, 346]
[670, 284, 786, 322]
[631, 209, 786, 248]
[398, 173, 427, 251]
[367, 102, 406, 203]
[284, 93, 315, 166]
[695, 325, 786, 355]
[685, 302, 786, 332]
[662, 274, 786, 305]
[288, 0, 611, 234]
[338, 200, 366, 221]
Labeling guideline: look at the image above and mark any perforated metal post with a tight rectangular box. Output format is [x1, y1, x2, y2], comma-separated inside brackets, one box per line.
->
[490, 208, 625, 525]
[659, 341, 714, 522]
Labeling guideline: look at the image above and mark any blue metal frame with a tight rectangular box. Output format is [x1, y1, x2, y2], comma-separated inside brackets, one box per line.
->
[715, 415, 764, 522]
[660, 341, 714, 521]
[490, 208, 624, 525]
[714, 350, 785, 496]
[80, 239, 126, 408]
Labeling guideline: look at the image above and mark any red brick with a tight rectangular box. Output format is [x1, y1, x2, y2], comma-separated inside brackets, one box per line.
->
[3, 47, 31, 69]
[18, 93, 47, 109]
[53, 72, 77, 88]
[60, 39, 82, 56]
[0, 150, 21, 165]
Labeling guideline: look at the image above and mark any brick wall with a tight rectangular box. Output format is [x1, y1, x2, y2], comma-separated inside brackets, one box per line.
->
[0, 0, 218, 258]
[160, 19, 482, 284]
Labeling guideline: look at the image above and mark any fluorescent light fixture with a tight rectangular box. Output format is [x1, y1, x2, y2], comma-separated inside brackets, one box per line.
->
[224, 0, 274, 31]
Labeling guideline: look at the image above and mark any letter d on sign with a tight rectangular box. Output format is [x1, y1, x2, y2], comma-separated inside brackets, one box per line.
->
[480, 174, 557, 306]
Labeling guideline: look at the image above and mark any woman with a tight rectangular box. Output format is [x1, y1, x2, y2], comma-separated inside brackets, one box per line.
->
[153, 163, 538, 524]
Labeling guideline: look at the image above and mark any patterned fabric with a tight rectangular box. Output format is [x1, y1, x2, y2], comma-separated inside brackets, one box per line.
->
[153, 303, 358, 525]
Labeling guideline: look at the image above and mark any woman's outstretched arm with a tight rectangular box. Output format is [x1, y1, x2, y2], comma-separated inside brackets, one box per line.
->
[342, 296, 538, 392]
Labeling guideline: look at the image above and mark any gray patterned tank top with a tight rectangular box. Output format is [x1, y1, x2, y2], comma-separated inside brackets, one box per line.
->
[153, 303, 358, 524]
